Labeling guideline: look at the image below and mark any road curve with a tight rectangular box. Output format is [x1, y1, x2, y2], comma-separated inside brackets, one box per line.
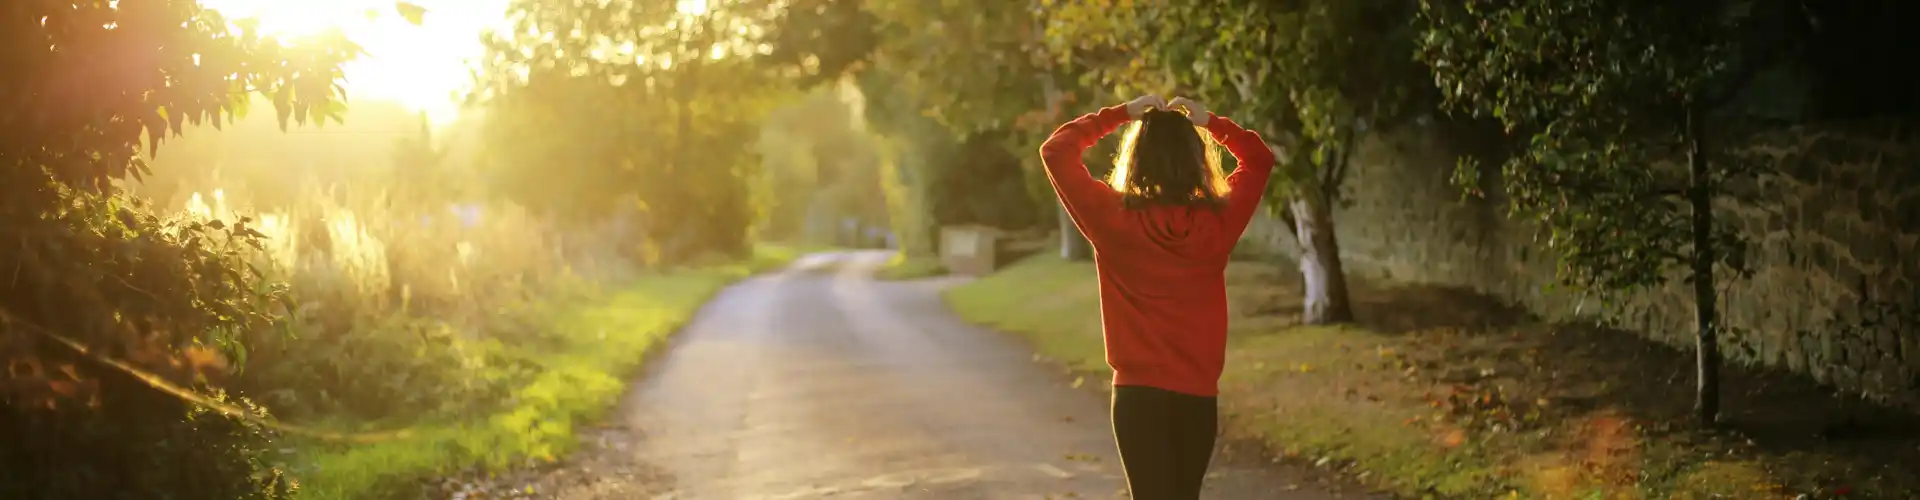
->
[524, 251, 1353, 500]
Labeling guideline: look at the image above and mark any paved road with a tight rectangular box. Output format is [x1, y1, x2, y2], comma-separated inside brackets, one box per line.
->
[523, 251, 1354, 499]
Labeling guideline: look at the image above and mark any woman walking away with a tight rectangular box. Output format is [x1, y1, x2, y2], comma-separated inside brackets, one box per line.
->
[1038, 95, 1275, 500]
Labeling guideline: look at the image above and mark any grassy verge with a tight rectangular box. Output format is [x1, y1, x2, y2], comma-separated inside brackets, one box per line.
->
[293, 245, 816, 499]
[947, 255, 1919, 500]
[873, 252, 948, 281]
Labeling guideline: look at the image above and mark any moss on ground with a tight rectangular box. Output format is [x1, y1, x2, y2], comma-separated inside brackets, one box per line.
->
[946, 255, 1920, 500]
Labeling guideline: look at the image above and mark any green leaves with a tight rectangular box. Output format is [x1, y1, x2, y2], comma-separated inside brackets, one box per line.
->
[475, 0, 796, 259]
[395, 2, 429, 26]
[1415, 0, 1754, 295]
[1041, 0, 1427, 218]
[2, 0, 363, 402]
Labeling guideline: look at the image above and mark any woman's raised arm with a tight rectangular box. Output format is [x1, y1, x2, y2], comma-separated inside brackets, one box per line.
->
[1038, 96, 1163, 236]
[1170, 97, 1275, 240]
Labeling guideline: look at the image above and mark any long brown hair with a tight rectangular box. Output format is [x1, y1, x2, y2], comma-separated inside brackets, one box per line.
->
[1106, 109, 1228, 209]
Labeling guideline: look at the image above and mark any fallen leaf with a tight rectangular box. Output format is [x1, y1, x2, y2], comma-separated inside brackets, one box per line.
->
[1439, 428, 1467, 448]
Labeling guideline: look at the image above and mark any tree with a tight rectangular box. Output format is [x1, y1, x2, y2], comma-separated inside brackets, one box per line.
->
[756, 85, 889, 244]
[1041, 0, 1429, 324]
[2, 0, 371, 496]
[1416, 0, 1805, 423]
[841, 0, 1093, 259]
[851, 66, 956, 256]
[474, 0, 808, 262]
[391, 111, 462, 204]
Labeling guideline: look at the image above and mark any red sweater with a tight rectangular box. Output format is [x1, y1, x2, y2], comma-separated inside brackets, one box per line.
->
[1039, 105, 1275, 397]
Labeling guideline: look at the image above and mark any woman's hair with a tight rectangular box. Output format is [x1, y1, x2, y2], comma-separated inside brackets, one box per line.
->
[1106, 109, 1228, 209]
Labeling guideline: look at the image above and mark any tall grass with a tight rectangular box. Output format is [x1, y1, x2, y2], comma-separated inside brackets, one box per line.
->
[170, 181, 665, 497]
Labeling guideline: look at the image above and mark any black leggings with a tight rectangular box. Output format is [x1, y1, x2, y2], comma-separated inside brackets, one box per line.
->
[1111, 385, 1219, 500]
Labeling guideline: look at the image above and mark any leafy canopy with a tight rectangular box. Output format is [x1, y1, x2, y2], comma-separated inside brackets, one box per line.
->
[1041, 0, 1428, 200]
[3, 0, 365, 407]
[1416, 0, 1754, 292]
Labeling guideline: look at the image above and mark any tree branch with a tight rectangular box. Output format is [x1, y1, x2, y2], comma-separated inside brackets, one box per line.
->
[1321, 125, 1357, 200]
[1275, 203, 1300, 247]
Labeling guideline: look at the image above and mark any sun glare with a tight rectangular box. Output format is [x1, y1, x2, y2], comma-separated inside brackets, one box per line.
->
[197, 0, 513, 125]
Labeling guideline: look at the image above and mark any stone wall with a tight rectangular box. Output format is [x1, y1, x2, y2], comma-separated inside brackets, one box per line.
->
[1247, 123, 1920, 408]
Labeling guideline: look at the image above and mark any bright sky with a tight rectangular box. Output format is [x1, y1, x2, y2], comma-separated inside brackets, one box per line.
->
[195, 0, 714, 125]
[197, 0, 514, 125]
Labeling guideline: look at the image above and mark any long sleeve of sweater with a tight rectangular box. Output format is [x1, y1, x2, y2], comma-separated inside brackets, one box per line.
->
[1038, 105, 1132, 241]
[1204, 114, 1275, 241]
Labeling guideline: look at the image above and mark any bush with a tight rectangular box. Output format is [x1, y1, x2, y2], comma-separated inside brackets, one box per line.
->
[171, 185, 587, 424]
[1, 371, 299, 500]
[0, 187, 298, 499]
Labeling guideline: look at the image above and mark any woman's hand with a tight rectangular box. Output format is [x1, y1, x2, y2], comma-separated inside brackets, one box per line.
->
[1124, 95, 1167, 120]
[1168, 97, 1210, 127]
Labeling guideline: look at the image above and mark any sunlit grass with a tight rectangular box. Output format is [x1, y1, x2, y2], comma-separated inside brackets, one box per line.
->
[944, 255, 1866, 500]
[291, 270, 739, 499]
[944, 256, 1104, 372]
[171, 181, 821, 498]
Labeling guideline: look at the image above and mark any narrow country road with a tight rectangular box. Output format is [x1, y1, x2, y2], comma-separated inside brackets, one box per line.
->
[522, 251, 1353, 499]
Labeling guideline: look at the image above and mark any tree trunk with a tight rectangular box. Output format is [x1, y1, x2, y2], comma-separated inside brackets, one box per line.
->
[1686, 105, 1722, 425]
[1289, 192, 1354, 324]
[1037, 74, 1091, 261]
[1058, 201, 1091, 260]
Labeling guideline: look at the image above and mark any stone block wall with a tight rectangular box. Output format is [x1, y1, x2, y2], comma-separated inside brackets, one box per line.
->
[1248, 123, 1920, 408]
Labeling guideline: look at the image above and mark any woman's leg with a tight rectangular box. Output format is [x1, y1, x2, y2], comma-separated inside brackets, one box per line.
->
[1112, 385, 1179, 499]
[1170, 392, 1219, 499]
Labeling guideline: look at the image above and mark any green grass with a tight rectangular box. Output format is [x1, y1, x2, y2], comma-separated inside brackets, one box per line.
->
[944, 256, 1506, 496]
[945, 256, 1104, 371]
[942, 255, 1869, 500]
[292, 245, 817, 499]
[873, 252, 949, 281]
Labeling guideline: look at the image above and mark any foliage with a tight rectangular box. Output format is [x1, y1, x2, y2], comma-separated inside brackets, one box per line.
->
[771, 1, 1071, 253]
[1036, 0, 1429, 322]
[159, 178, 560, 424]
[852, 67, 955, 253]
[290, 267, 759, 499]
[159, 132, 804, 499]
[1417, 0, 1757, 293]
[130, 98, 428, 210]
[756, 85, 889, 244]
[0, 0, 372, 497]
[475, 0, 858, 263]
[388, 113, 468, 204]
[0, 385, 300, 499]
[1042, 0, 1428, 204]
[858, 1, 1059, 140]
[929, 131, 1044, 229]
[1416, 0, 1792, 421]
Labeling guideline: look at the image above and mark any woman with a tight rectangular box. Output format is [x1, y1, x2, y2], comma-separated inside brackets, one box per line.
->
[1038, 95, 1274, 499]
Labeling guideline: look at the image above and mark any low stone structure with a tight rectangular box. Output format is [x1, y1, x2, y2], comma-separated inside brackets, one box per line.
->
[1242, 123, 1920, 408]
[940, 224, 1004, 277]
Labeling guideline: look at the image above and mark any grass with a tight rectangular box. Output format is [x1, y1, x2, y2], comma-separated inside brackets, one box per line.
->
[946, 255, 1920, 500]
[292, 245, 818, 499]
[873, 252, 948, 281]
